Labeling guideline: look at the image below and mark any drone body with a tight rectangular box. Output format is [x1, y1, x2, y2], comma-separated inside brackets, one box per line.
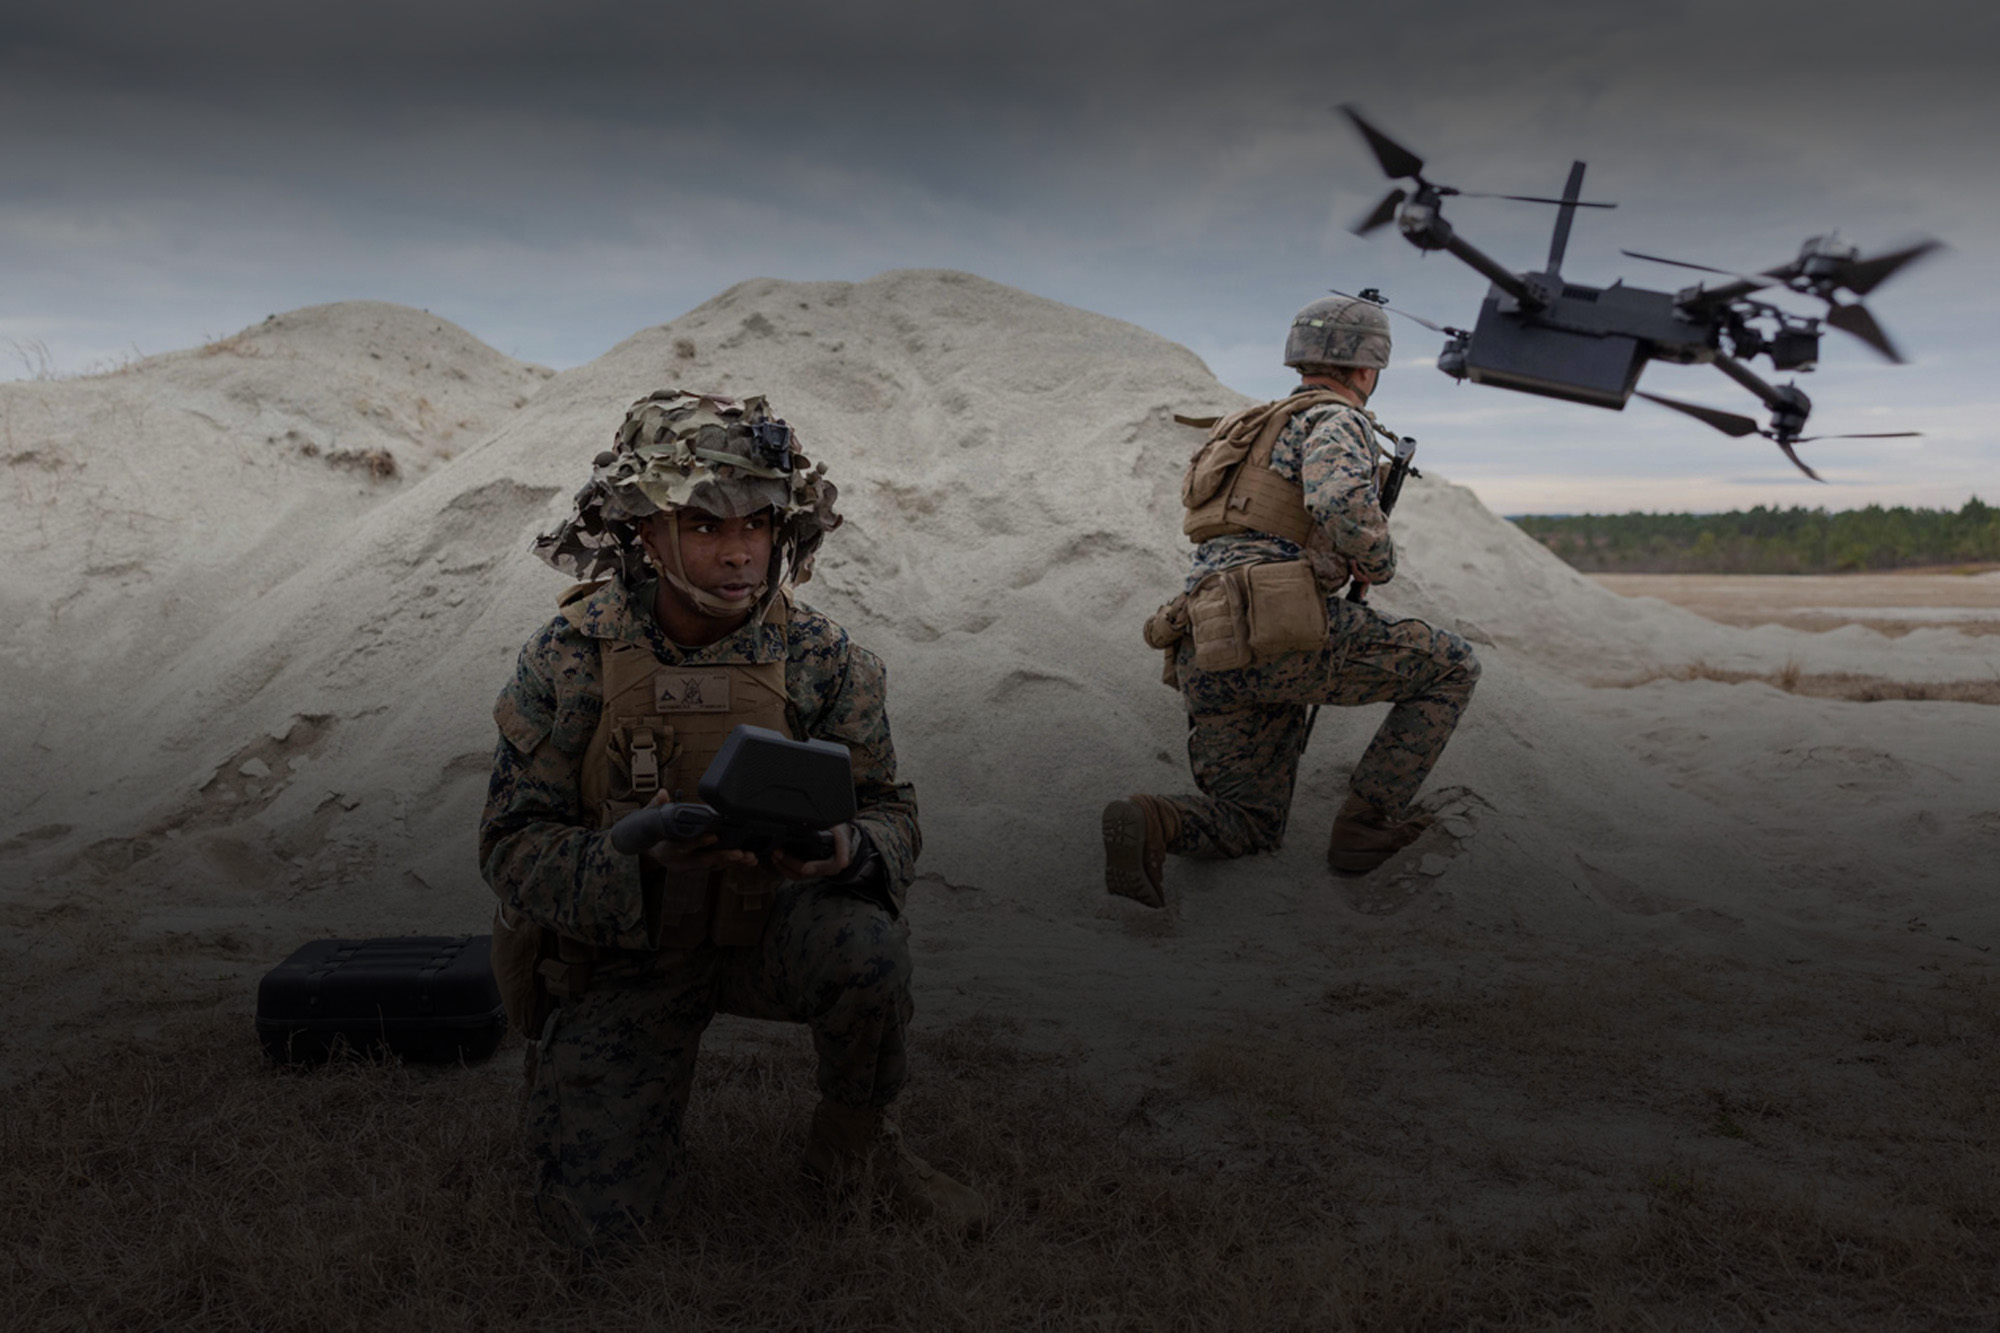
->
[1342, 106, 1935, 477]
[1452, 276, 1696, 409]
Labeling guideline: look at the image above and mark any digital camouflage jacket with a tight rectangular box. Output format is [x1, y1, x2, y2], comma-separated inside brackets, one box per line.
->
[1187, 394, 1396, 591]
[480, 576, 920, 951]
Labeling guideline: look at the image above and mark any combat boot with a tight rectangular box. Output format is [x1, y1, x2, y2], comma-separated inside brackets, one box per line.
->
[802, 1100, 989, 1234]
[1326, 792, 1434, 877]
[1102, 794, 1176, 909]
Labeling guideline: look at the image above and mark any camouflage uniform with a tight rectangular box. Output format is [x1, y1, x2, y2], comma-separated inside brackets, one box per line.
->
[481, 571, 921, 1245]
[1159, 393, 1481, 857]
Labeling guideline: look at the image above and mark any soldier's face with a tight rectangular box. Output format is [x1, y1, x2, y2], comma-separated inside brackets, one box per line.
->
[643, 508, 775, 607]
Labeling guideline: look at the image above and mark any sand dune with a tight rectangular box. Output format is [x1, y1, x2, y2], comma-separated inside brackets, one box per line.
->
[2, 272, 1996, 1080]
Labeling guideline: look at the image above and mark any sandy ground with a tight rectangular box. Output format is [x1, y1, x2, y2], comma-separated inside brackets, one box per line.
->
[2, 279, 1997, 1304]
[1593, 569, 2000, 637]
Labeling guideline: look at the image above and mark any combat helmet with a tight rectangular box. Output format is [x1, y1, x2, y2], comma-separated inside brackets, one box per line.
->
[1283, 293, 1392, 373]
[533, 389, 841, 615]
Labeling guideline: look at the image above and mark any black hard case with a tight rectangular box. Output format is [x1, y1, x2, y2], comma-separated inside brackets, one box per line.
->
[255, 935, 507, 1064]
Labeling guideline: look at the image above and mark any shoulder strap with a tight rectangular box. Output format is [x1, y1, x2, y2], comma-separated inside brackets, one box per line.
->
[1181, 389, 1357, 546]
[558, 579, 610, 631]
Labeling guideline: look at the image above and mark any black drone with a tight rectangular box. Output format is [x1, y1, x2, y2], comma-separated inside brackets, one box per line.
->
[1341, 105, 1938, 479]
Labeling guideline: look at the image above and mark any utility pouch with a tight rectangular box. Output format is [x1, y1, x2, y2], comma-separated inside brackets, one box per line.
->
[491, 904, 553, 1039]
[1244, 560, 1327, 660]
[1144, 594, 1192, 690]
[1181, 423, 1256, 511]
[1186, 573, 1251, 671]
[1142, 594, 1190, 650]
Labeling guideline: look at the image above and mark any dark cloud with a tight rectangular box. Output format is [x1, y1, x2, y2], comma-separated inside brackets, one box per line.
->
[0, 0, 1991, 509]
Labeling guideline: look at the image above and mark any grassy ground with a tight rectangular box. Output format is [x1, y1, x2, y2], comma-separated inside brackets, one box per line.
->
[5, 951, 1997, 1331]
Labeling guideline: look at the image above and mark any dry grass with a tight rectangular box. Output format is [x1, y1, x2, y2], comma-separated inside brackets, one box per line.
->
[197, 331, 264, 359]
[1612, 659, 2000, 704]
[5, 951, 1998, 1331]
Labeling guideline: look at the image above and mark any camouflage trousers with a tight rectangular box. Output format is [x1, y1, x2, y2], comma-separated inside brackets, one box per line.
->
[526, 879, 912, 1247]
[1161, 594, 1480, 857]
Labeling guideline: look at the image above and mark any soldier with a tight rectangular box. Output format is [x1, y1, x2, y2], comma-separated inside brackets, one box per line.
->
[1104, 294, 1481, 905]
[481, 389, 986, 1247]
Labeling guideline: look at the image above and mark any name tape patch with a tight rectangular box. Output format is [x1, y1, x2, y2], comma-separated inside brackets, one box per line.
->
[654, 670, 732, 713]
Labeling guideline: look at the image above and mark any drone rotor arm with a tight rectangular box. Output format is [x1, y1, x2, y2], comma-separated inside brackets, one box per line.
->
[1438, 231, 1544, 308]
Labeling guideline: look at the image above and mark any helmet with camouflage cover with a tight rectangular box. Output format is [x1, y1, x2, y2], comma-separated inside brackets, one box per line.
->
[533, 389, 840, 615]
[1283, 293, 1392, 372]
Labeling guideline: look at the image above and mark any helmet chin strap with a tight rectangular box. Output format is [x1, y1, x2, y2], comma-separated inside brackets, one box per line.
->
[654, 510, 774, 619]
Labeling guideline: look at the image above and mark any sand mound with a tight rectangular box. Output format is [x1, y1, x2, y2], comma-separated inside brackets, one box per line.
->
[0, 302, 551, 753]
[3, 271, 1996, 1073]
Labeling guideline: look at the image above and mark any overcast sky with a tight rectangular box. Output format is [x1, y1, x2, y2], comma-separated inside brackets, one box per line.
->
[3, 0, 1993, 513]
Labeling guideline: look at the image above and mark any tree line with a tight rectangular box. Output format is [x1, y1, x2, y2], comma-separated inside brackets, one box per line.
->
[1511, 499, 2000, 574]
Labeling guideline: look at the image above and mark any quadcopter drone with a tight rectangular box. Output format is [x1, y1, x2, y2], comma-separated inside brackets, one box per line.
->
[1340, 105, 1938, 479]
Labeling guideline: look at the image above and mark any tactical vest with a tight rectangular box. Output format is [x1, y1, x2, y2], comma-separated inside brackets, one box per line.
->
[495, 583, 805, 1039]
[566, 581, 797, 952]
[1180, 387, 1361, 545]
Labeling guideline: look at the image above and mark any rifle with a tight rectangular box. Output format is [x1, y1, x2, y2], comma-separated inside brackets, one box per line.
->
[1345, 429, 1420, 605]
[609, 724, 856, 863]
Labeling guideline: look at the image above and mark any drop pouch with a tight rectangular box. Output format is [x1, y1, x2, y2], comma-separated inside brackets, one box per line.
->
[490, 905, 551, 1040]
[1243, 560, 1328, 659]
[1186, 573, 1251, 671]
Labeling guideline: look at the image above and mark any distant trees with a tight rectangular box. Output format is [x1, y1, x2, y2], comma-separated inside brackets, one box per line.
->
[1512, 499, 2000, 573]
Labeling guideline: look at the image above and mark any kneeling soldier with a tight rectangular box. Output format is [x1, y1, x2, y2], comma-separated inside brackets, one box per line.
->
[482, 390, 986, 1246]
[1106, 294, 1481, 904]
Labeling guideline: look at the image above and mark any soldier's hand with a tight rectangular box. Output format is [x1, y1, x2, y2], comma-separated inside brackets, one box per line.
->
[1346, 558, 1373, 590]
[770, 823, 851, 882]
[636, 789, 758, 873]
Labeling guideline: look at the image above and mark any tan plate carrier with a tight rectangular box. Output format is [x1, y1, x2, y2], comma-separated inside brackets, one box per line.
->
[1143, 389, 1359, 687]
[493, 583, 798, 1038]
[1180, 387, 1357, 546]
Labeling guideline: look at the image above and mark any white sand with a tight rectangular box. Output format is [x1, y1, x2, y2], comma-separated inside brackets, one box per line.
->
[3, 271, 1996, 1081]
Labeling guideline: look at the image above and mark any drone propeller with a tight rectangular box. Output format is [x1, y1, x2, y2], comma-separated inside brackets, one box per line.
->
[1760, 237, 1940, 362]
[1341, 106, 1614, 233]
[1636, 391, 1760, 438]
[1342, 108, 1431, 235]
[1455, 189, 1615, 209]
[1621, 249, 1774, 290]
[1639, 392, 1820, 479]
[1355, 188, 1406, 236]
[1766, 237, 1941, 298]
[1343, 105, 1426, 181]
[1628, 239, 1936, 362]
[1327, 288, 1466, 337]
[1823, 302, 1902, 363]
[1638, 391, 1921, 481]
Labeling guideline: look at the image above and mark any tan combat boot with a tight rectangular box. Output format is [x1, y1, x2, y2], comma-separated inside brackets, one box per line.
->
[1102, 794, 1176, 909]
[802, 1101, 989, 1233]
[1326, 792, 1434, 877]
